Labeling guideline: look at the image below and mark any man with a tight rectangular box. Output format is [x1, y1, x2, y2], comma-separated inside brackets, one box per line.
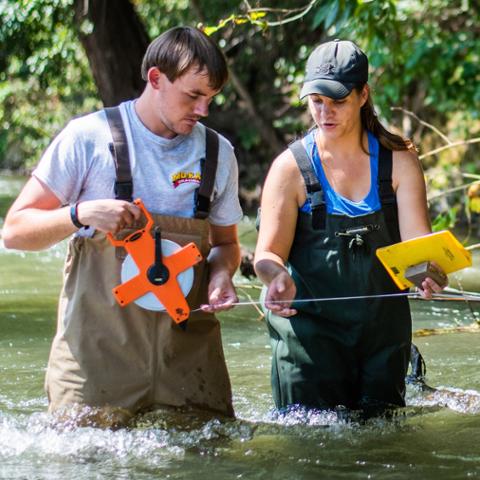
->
[3, 26, 242, 426]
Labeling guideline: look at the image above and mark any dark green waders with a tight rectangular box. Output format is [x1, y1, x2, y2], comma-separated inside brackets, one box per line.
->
[266, 140, 412, 413]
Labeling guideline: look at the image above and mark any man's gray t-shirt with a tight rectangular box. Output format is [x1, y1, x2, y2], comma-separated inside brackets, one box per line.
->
[33, 100, 243, 226]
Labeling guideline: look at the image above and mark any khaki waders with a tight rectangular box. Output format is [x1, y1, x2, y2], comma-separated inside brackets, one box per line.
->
[45, 214, 234, 419]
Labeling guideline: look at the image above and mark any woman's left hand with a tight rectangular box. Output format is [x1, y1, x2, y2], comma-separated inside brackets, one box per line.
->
[417, 262, 448, 299]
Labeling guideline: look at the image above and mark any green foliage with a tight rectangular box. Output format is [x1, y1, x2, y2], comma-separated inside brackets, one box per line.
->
[0, 0, 99, 170]
[201, 11, 268, 36]
[237, 124, 261, 150]
[307, 0, 480, 126]
[1, 0, 479, 230]
[432, 207, 459, 232]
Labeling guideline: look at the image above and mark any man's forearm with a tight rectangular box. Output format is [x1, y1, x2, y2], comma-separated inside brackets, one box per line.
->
[3, 206, 77, 251]
[207, 242, 241, 279]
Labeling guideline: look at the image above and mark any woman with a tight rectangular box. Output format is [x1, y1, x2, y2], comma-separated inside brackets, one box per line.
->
[254, 39, 444, 415]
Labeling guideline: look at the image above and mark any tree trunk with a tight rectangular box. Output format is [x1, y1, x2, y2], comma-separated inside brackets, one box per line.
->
[228, 68, 284, 155]
[73, 0, 149, 106]
[189, 0, 284, 156]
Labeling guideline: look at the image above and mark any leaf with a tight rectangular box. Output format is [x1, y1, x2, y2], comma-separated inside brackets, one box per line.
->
[311, 2, 332, 29]
[202, 26, 220, 36]
[325, 1, 340, 29]
[234, 17, 248, 25]
[432, 208, 458, 232]
[335, 1, 355, 30]
[469, 197, 480, 214]
[248, 11, 267, 21]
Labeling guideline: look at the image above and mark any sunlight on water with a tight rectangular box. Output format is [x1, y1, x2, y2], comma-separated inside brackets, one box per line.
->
[0, 414, 185, 478]
[408, 385, 480, 414]
[3, 403, 411, 479]
[1, 244, 480, 479]
[1, 269, 480, 480]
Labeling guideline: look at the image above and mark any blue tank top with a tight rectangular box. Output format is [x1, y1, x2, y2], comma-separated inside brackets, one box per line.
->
[299, 130, 381, 216]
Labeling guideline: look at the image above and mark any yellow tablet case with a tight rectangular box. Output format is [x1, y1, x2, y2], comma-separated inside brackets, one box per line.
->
[375, 230, 472, 290]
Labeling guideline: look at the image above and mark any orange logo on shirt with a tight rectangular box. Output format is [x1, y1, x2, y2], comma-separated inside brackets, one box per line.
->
[171, 171, 201, 188]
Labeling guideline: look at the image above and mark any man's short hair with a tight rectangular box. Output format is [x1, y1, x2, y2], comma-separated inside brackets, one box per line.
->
[141, 26, 228, 90]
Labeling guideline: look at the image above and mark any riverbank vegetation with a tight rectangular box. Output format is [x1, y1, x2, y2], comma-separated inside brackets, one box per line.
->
[1, 0, 479, 233]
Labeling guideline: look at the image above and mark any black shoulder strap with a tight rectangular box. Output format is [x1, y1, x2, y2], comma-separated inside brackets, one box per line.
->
[378, 143, 401, 241]
[194, 127, 219, 219]
[104, 106, 133, 201]
[289, 139, 326, 230]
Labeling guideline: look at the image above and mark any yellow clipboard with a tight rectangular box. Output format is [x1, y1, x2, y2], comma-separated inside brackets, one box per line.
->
[375, 230, 472, 290]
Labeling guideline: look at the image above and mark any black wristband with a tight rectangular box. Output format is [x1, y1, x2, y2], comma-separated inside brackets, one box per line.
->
[70, 202, 88, 229]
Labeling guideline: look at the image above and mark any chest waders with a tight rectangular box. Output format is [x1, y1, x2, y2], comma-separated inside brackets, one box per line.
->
[45, 108, 234, 423]
[266, 139, 412, 413]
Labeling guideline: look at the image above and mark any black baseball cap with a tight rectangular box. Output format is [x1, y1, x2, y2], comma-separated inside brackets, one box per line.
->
[300, 39, 368, 100]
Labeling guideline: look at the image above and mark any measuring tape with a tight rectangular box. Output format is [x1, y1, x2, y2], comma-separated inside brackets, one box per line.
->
[107, 199, 202, 323]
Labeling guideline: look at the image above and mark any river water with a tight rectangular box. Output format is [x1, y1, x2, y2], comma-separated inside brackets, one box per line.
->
[1, 175, 480, 479]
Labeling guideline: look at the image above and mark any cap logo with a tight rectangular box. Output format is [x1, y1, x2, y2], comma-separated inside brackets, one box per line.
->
[315, 63, 335, 76]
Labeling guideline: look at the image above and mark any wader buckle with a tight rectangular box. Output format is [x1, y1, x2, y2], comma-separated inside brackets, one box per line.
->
[335, 224, 380, 249]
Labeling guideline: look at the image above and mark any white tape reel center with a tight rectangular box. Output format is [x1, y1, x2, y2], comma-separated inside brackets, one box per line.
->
[120, 238, 194, 311]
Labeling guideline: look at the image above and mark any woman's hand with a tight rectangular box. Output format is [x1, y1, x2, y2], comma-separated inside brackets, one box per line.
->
[264, 270, 297, 317]
[417, 262, 448, 299]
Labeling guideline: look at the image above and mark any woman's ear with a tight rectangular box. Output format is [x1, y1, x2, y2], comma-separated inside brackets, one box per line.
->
[360, 84, 369, 107]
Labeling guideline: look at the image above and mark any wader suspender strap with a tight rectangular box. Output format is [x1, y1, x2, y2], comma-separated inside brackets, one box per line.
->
[105, 107, 133, 201]
[377, 144, 400, 240]
[105, 107, 218, 217]
[289, 139, 326, 230]
[193, 127, 219, 219]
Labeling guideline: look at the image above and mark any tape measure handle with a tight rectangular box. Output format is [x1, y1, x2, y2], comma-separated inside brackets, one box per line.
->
[106, 232, 125, 247]
[133, 198, 154, 232]
[106, 198, 153, 247]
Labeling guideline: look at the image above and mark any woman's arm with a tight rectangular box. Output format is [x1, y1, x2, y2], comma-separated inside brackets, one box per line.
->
[393, 149, 445, 297]
[393, 149, 431, 241]
[254, 149, 305, 316]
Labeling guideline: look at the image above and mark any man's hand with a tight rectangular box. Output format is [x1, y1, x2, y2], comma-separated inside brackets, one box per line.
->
[77, 199, 141, 234]
[200, 224, 241, 313]
[201, 271, 238, 313]
[264, 270, 297, 317]
[3, 175, 144, 251]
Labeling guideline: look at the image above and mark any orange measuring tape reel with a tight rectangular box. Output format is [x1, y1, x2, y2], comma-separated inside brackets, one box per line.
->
[107, 199, 203, 323]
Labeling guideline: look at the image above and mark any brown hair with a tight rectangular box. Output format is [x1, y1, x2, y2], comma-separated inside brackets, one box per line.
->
[141, 26, 228, 90]
[357, 85, 417, 152]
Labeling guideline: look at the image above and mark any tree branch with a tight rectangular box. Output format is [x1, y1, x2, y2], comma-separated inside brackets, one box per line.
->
[228, 68, 284, 154]
[246, 0, 319, 27]
[391, 106, 452, 144]
[420, 138, 480, 160]
[427, 180, 480, 201]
